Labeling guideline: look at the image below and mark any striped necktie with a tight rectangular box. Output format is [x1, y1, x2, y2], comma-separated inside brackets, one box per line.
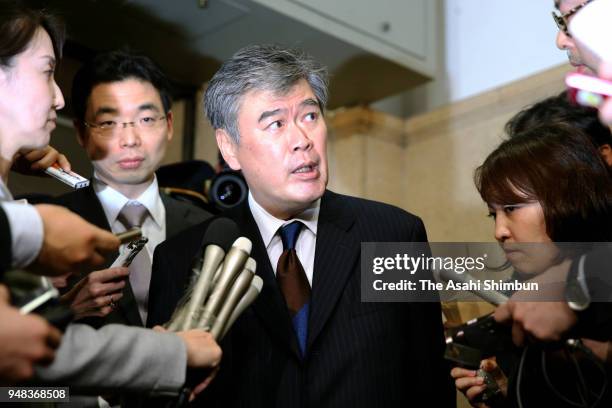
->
[276, 221, 311, 356]
[118, 202, 150, 325]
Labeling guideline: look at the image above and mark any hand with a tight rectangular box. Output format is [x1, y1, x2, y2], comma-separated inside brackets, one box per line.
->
[451, 358, 506, 407]
[60, 267, 129, 319]
[581, 338, 611, 362]
[29, 205, 120, 276]
[598, 61, 612, 125]
[0, 285, 62, 385]
[493, 258, 576, 346]
[12, 146, 70, 176]
[451, 366, 487, 405]
[494, 301, 577, 346]
[155, 327, 222, 400]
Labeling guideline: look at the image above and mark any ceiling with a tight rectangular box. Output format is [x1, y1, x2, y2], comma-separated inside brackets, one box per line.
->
[38, 0, 429, 109]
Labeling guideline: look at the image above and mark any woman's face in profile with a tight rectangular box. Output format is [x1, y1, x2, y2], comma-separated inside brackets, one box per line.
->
[487, 200, 559, 276]
[0, 27, 64, 152]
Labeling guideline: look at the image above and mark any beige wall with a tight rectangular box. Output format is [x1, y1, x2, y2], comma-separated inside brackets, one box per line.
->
[327, 64, 569, 243]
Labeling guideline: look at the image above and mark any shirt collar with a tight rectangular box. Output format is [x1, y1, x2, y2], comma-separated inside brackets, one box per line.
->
[248, 191, 320, 249]
[93, 174, 164, 228]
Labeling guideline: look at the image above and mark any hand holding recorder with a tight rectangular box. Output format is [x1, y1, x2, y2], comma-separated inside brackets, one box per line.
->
[29, 205, 120, 276]
[0, 284, 62, 385]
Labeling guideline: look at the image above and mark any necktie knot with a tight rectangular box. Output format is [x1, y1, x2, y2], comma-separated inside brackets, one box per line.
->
[118, 202, 148, 229]
[280, 221, 303, 251]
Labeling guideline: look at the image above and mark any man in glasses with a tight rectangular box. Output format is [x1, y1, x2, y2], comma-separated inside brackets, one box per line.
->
[553, 0, 599, 71]
[51, 50, 210, 329]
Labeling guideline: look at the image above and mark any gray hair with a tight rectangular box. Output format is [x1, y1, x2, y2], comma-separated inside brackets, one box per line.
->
[204, 44, 329, 144]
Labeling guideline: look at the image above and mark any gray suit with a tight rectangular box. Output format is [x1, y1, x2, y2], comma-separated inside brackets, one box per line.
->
[34, 323, 186, 396]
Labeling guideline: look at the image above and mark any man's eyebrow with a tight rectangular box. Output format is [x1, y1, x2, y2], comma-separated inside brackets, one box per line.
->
[137, 103, 161, 113]
[300, 98, 319, 109]
[258, 108, 284, 123]
[554, 0, 561, 10]
[92, 107, 119, 118]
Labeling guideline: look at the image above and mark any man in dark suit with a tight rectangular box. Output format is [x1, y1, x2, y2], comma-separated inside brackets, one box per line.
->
[148, 44, 454, 407]
[53, 50, 211, 328]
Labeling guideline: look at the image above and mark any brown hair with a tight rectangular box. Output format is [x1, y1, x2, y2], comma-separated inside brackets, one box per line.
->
[475, 123, 612, 242]
[0, 1, 65, 67]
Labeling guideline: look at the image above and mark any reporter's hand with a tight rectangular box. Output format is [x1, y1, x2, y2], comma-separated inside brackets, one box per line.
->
[0, 285, 62, 385]
[61, 267, 129, 319]
[12, 146, 70, 175]
[494, 301, 577, 346]
[451, 358, 506, 407]
[493, 258, 576, 345]
[451, 366, 487, 406]
[160, 327, 222, 400]
[29, 205, 120, 276]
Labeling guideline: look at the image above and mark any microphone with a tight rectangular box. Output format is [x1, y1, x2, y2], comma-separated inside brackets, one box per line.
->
[220, 275, 264, 340]
[198, 237, 252, 329]
[435, 267, 508, 306]
[166, 217, 239, 331]
[210, 258, 256, 339]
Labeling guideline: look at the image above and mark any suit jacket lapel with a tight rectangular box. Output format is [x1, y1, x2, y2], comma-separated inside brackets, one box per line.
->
[161, 193, 185, 238]
[308, 190, 358, 349]
[229, 202, 300, 358]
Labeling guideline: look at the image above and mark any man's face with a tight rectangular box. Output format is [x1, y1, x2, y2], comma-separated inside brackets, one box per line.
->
[78, 78, 172, 196]
[217, 79, 328, 219]
[555, 0, 596, 70]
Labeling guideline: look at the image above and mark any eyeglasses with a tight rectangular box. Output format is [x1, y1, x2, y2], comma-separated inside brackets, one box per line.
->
[552, 0, 594, 37]
[83, 115, 167, 136]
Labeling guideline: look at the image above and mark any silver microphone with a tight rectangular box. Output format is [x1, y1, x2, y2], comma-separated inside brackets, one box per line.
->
[210, 258, 256, 339]
[178, 244, 226, 331]
[198, 237, 252, 329]
[220, 275, 264, 340]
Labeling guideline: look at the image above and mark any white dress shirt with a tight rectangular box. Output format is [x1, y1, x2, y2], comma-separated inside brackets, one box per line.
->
[0, 179, 43, 268]
[93, 174, 166, 260]
[248, 192, 320, 287]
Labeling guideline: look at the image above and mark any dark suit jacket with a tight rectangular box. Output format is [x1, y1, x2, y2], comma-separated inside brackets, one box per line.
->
[148, 190, 455, 407]
[52, 185, 211, 327]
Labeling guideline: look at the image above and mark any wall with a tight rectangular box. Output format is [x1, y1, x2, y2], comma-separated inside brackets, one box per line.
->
[330, 64, 568, 243]
[374, 0, 569, 117]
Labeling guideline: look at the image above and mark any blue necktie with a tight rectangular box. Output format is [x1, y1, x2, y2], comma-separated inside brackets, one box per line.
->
[276, 221, 310, 356]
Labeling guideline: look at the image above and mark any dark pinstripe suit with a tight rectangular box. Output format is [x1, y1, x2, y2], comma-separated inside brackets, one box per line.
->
[148, 190, 455, 407]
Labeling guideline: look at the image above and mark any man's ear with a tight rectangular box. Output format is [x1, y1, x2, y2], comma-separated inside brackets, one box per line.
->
[73, 119, 86, 147]
[216, 129, 241, 170]
[598, 144, 612, 167]
[165, 110, 174, 142]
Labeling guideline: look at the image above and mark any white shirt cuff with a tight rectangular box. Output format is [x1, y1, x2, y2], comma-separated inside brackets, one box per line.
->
[1, 202, 43, 268]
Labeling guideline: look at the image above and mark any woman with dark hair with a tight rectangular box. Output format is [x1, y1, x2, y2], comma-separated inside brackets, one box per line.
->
[0, 1, 70, 181]
[452, 124, 612, 407]
[476, 123, 612, 245]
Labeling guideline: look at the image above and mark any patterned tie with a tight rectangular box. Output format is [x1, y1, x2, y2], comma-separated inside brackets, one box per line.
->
[118, 202, 151, 325]
[276, 221, 311, 356]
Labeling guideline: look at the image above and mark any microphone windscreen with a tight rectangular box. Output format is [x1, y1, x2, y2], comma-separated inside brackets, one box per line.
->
[200, 217, 241, 251]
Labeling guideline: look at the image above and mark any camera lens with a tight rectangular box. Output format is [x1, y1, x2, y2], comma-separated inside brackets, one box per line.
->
[209, 171, 248, 210]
